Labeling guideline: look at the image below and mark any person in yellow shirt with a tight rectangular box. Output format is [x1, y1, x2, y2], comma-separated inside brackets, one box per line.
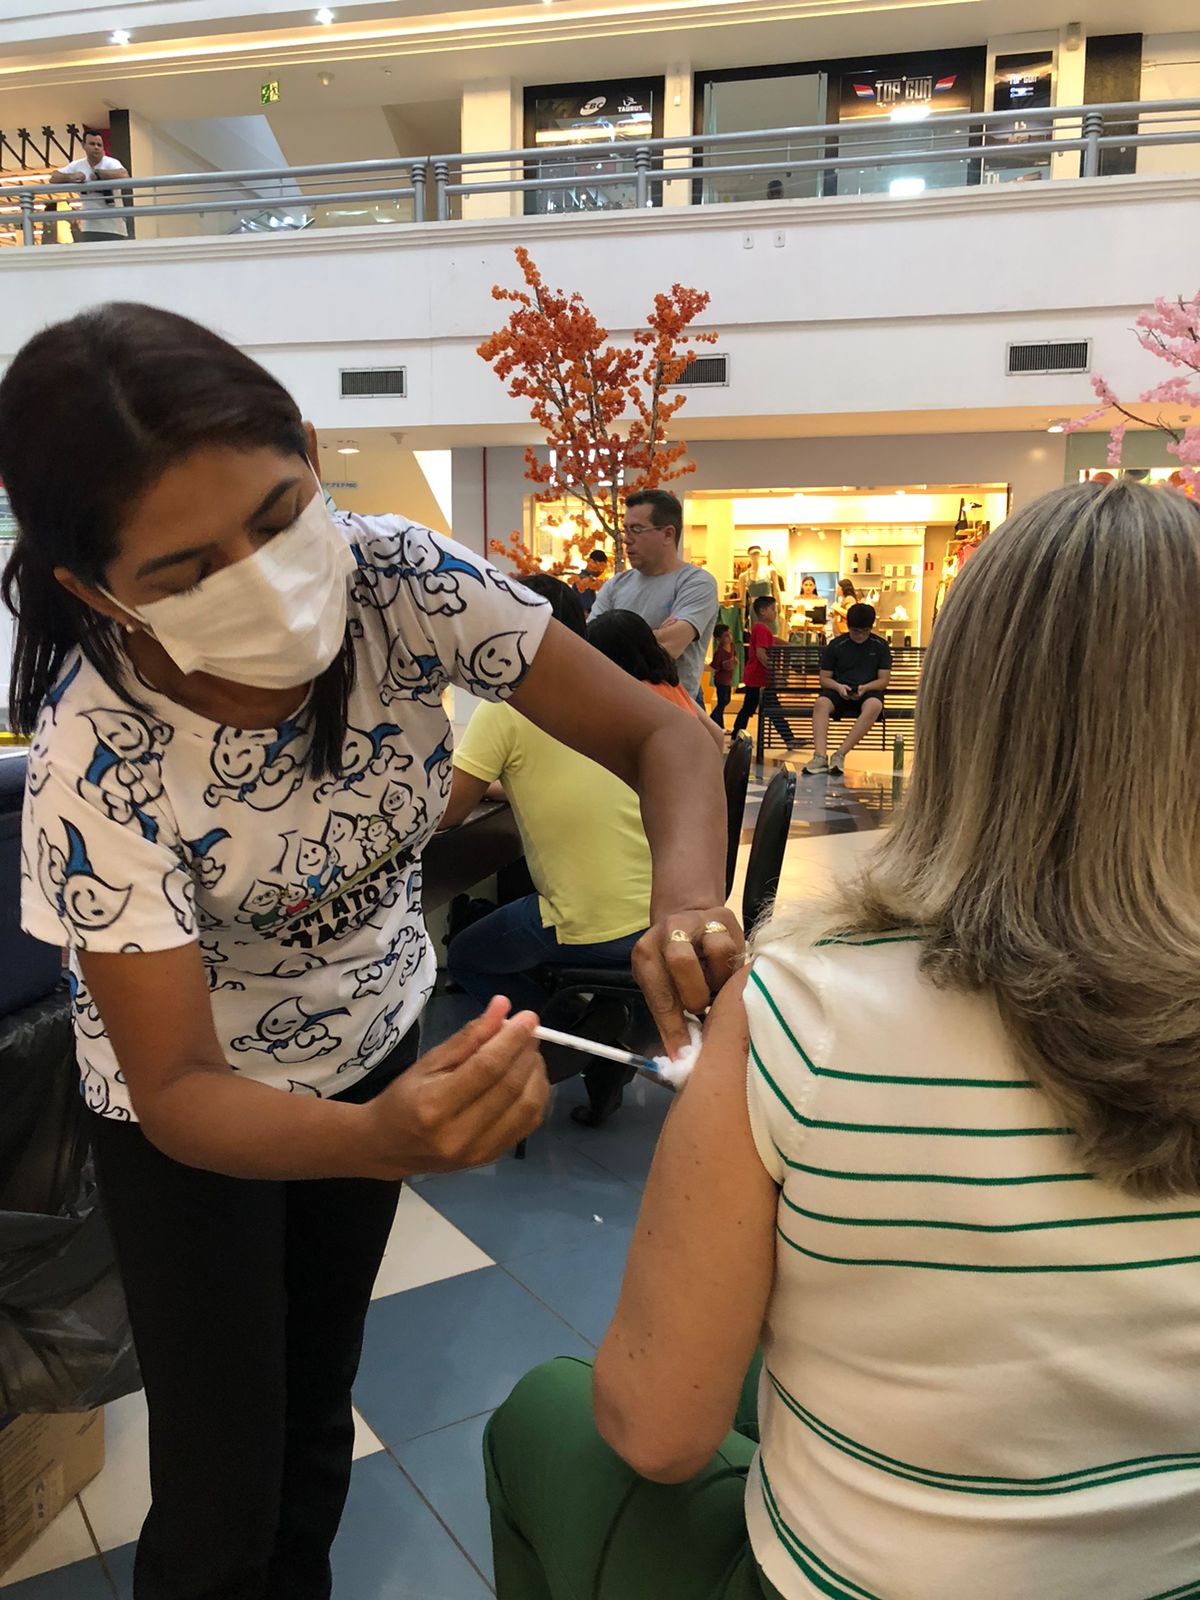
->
[441, 575, 651, 1018]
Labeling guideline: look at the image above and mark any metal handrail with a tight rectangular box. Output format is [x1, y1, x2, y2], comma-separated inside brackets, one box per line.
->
[428, 97, 1200, 169]
[0, 97, 1196, 248]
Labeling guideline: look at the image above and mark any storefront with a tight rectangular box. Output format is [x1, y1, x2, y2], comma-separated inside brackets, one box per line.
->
[523, 79, 663, 214]
[694, 46, 987, 204]
[528, 480, 1009, 648]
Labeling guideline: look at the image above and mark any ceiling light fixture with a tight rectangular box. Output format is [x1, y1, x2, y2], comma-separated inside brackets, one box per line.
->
[110, 28, 132, 44]
[315, 7, 335, 22]
[337, 442, 360, 455]
[1046, 420, 1068, 433]
[318, 70, 335, 86]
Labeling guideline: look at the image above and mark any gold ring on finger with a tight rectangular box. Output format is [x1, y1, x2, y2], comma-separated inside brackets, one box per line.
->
[668, 929, 692, 943]
[702, 921, 726, 935]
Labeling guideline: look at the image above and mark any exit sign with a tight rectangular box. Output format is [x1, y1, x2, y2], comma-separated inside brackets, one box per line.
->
[261, 81, 280, 104]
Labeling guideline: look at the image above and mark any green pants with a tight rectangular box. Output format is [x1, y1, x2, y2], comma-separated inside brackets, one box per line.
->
[484, 1356, 785, 1600]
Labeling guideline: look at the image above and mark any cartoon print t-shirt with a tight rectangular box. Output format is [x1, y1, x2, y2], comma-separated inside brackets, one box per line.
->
[20, 514, 552, 1121]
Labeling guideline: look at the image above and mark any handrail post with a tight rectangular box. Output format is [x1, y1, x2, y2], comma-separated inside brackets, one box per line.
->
[1081, 107, 1104, 178]
[634, 144, 651, 208]
[18, 188, 34, 247]
[434, 159, 450, 222]
[411, 162, 427, 224]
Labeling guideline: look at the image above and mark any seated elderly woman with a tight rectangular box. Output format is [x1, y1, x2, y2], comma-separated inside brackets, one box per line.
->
[484, 480, 1200, 1600]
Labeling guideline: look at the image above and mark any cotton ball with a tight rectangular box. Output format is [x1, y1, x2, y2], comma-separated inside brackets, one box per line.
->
[651, 1017, 703, 1088]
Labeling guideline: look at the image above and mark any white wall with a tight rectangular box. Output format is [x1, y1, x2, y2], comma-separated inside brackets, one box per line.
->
[3, 174, 1197, 436]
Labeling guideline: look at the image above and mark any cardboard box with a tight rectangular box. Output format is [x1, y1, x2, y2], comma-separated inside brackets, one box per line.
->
[0, 1411, 104, 1576]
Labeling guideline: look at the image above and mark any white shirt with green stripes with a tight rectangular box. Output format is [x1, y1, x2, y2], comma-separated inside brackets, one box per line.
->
[744, 934, 1200, 1600]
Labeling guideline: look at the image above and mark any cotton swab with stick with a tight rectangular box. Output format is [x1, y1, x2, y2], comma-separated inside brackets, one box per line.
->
[532, 1022, 702, 1089]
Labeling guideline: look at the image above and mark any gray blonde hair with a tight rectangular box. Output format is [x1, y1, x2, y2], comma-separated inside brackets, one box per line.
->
[764, 480, 1200, 1198]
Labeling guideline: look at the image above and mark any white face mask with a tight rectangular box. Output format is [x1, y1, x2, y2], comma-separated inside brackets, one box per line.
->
[107, 486, 355, 690]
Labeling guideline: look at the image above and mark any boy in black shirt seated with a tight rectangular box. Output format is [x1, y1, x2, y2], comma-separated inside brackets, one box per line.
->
[803, 603, 892, 776]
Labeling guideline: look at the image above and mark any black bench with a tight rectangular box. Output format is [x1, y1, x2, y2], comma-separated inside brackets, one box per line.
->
[756, 645, 926, 762]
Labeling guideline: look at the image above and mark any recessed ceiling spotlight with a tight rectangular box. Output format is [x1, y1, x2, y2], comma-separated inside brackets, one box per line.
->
[1046, 420, 1068, 433]
[315, 7, 335, 22]
[110, 28, 132, 44]
[318, 70, 335, 86]
[337, 442, 360, 455]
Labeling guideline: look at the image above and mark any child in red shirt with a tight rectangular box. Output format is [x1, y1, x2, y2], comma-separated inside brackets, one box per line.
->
[731, 597, 797, 749]
[708, 623, 736, 727]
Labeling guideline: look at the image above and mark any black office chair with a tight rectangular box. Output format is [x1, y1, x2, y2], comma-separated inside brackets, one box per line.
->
[0, 753, 63, 1015]
[741, 766, 796, 933]
[723, 733, 753, 900]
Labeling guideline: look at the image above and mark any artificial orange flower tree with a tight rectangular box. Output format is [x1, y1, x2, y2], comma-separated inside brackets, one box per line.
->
[478, 246, 717, 579]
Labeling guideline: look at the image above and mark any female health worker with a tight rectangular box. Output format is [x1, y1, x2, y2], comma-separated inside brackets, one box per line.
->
[0, 303, 740, 1600]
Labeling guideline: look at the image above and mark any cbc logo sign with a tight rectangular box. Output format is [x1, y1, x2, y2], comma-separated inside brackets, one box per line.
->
[580, 96, 607, 115]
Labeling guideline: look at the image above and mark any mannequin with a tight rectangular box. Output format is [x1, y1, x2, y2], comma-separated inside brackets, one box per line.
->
[737, 546, 783, 624]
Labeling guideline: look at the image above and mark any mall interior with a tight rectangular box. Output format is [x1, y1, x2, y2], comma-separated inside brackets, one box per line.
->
[1, 0, 1200, 1594]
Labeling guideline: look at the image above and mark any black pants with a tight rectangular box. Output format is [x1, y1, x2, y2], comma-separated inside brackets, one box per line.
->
[90, 1030, 420, 1600]
[731, 686, 794, 746]
[710, 683, 732, 726]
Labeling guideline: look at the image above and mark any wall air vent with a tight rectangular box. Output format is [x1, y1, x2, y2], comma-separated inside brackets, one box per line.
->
[675, 354, 730, 387]
[340, 367, 407, 398]
[1006, 340, 1091, 376]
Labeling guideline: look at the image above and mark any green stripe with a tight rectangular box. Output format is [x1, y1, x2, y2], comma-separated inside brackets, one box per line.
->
[777, 1223, 1200, 1274]
[750, 968, 1036, 1090]
[813, 934, 925, 947]
[759, 1464, 882, 1600]
[780, 1188, 1200, 1236]
[750, 1042, 1067, 1138]
[768, 1370, 1200, 1497]
[778, 1149, 1095, 1187]
[1145, 1582, 1200, 1600]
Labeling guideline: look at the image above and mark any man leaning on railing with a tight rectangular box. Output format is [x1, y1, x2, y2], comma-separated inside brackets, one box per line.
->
[52, 129, 130, 245]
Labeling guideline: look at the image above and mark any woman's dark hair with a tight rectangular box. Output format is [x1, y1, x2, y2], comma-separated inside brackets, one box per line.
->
[588, 609, 678, 685]
[839, 578, 858, 598]
[0, 302, 353, 778]
[518, 573, 587, 639]
[800, 574, 818, 593]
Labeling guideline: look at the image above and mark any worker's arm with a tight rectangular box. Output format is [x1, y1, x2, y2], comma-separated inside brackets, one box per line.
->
[510, 620, 738, 1057]
[80, 945, 547, 1181]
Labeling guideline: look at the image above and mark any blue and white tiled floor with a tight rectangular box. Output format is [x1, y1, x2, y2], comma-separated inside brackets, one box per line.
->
[1, 751, 895, 1599]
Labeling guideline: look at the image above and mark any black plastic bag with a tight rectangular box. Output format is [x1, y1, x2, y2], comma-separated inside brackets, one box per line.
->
[0, 991, 140, 1412]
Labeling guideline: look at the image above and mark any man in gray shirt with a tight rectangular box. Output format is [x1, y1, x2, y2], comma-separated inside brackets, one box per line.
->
[590, 489, 718, 701]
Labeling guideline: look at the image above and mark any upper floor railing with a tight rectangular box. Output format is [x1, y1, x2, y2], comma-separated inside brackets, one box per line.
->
[2, 97, 1198, 250]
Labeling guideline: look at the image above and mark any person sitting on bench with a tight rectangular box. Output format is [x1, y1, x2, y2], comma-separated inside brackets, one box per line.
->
[803, 602, 891, 776]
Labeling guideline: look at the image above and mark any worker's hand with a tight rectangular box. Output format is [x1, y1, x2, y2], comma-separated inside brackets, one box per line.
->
[363, 997, 548, 1178]
[632, 907, 745, 1060]
[838, 683, 855, 699]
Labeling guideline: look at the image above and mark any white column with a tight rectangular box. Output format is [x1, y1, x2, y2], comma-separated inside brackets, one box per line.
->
[661, 62, 694, 209]
[1053, 25, 1089, 179]
[460, 79, 521, 219]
